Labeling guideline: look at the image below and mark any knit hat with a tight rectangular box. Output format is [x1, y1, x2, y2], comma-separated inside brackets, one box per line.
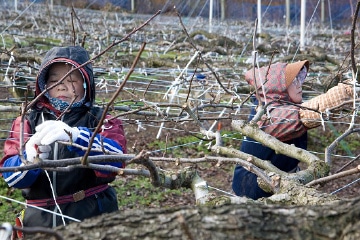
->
[285, 60, 309, 87]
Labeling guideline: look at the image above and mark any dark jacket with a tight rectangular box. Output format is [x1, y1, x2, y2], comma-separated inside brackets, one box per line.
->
[232, 62, 308, 200]
[232, 100, 307, 199]
[1, 46, 127, 227]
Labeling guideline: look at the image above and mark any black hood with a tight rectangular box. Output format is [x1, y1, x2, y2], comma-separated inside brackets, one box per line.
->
[35, 46, 95, 108]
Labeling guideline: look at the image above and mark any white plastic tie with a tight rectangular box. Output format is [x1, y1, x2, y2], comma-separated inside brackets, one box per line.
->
[194, 180, 208, 189]
[320, 112, 326, 131]
[136, 120, 146, 132]
[101, 124, 113, 133]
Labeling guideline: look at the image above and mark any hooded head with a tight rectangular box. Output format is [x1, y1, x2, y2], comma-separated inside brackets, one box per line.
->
[35, 46, 94, 112]
[244, 60, 309, 103]
[285, 60, 309, 88]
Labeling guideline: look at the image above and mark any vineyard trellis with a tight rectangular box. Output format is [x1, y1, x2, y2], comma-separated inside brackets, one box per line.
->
[1, 1, 360, 239]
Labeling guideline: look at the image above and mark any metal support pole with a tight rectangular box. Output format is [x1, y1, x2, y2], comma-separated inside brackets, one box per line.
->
[209, 0, 213, 32]
[286, 0, 290, 28]
[321, 0, 325, 24]
[221, 0, 225, 20]
[131, 0, 135, 13]
[300, 0, 306, 51]
[257, 0, 262, 34]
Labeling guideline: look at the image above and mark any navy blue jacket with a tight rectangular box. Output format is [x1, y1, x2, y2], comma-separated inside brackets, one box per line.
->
[1, 46, 126, 228]
[232, 102, 307, 200]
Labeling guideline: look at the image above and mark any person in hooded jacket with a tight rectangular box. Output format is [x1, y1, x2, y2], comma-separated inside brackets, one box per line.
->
[1, 46, 127, 229]
[232, 60, 354, 200]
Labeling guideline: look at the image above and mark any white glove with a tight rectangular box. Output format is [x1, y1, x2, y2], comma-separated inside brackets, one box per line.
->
[25, 133, 51, 162]
[37, 145, 52, 160]
[34, 120, 80, 145]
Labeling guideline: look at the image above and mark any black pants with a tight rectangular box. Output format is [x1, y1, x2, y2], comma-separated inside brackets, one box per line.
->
[23, 186, 118, 228]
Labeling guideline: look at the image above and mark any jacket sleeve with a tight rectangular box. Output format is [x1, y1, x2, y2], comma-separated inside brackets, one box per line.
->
[2, 155, 41, 188]
[300, 83, 354, 129]
[1, 116, 31, 166]
[68, 115, 127, 177]
[99, 115, 127, 154]
[1, 116, 41, 188]
[257, 104, 307, 142]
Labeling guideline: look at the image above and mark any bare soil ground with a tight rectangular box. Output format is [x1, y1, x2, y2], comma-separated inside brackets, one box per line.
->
[121, 117, 360, 209]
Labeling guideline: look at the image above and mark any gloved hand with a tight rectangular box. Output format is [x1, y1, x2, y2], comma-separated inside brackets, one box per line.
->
[300, 82, 353, 128]
[34, 120, 80, 145]
[343, 79, 360, 93]
[25, 133, 51, 162]
[37, 145, 52, 160]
